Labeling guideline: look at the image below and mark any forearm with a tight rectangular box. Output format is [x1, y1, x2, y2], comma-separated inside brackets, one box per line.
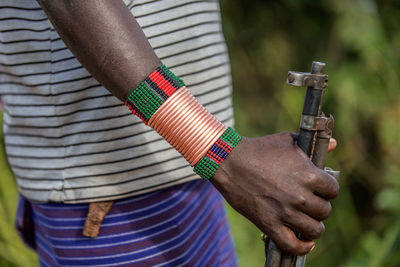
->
[37, 0, 161, 101]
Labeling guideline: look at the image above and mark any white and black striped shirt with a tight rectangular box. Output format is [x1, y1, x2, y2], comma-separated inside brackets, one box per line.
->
[0, 0, 234, 203]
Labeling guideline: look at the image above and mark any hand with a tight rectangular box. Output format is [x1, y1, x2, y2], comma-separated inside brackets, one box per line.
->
[211, 132, 339, 255]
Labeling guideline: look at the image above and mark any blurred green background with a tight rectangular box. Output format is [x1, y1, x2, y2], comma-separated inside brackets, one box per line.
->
[1, 0, 400, 266]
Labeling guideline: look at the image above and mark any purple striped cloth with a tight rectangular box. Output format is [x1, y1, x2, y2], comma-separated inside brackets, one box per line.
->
[15, 180, 238, 267]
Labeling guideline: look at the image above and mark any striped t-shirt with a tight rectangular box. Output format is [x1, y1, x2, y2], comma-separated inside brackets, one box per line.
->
[0, 0, 234, 203]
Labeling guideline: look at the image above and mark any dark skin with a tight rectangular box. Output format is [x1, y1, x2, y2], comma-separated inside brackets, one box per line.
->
[38, 0, 339, 256]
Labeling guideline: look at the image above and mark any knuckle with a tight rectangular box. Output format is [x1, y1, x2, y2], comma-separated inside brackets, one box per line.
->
[294, 195, 307, 207]
[307, 172, 318, 185]
[282, 206, 292, 218]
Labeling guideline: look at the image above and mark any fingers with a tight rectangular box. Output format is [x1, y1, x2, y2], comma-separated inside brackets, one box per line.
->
[328, 138, 337, 152]
[269, 225, 315, 256]
[294, 193, 332, 221]
[310, 168, 340, 199]
[283, 210, 326, 241]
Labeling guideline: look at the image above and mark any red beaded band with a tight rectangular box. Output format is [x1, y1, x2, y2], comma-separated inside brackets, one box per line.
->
[125, 65, 184, 124]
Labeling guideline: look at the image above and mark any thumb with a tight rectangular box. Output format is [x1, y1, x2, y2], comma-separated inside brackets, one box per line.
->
[269, 225, 315, 256]
[328, 138, 337, 152]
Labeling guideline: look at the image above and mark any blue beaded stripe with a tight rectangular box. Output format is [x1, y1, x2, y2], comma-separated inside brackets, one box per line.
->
[194, 127, 242, 180]
[211, 145, 229, 158]
[208, 140, 232, 164]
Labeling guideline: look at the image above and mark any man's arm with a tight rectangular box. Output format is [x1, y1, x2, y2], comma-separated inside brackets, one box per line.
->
[38, 0, 339, 255]
[38, 0, 160, 101]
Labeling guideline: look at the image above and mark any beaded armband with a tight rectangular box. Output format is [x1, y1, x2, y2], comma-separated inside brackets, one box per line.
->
[125, 65, 242, 181]
[194, 127, 242, 180]
[125, 65, 185, 124]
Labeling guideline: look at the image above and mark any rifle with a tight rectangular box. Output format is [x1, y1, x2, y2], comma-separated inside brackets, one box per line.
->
[263, 61, 340, 267]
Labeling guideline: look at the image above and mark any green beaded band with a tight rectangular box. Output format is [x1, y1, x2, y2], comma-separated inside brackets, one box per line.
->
[125, 64, 185, 124]
[194, 127, 242, 180]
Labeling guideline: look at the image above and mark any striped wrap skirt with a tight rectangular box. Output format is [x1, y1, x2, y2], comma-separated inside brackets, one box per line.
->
[15, 180, 238, 267]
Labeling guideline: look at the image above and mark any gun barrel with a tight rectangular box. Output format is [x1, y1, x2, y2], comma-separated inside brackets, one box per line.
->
[297, 61, 326, 158]
[264, 61, 332, 267]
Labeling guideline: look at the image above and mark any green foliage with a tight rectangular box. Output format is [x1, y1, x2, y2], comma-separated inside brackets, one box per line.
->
[1, 0, 400, 266]
[0, 114, 38, 267]
[221, 0, 400, 266]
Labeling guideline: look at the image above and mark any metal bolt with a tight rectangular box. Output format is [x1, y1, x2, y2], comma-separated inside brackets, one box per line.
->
[311, 61, 326, 74]
[326, 118, 334, 132]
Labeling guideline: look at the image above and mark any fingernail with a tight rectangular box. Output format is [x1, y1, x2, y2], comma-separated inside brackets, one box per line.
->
[310, 244, 315, 251]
